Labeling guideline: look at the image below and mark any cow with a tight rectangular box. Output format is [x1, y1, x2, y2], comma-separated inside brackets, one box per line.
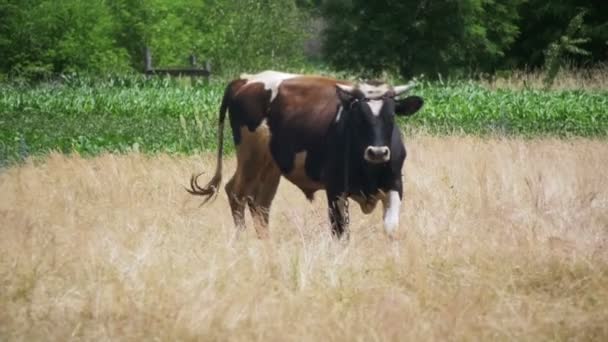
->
[187, 70, 423, 240]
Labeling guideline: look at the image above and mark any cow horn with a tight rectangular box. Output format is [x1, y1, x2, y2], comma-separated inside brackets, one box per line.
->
[336, 83, 356, 94]
[393, 82, 416, 96]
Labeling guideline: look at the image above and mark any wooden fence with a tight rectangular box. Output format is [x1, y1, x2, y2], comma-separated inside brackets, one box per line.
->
[144, 47, 211, 82]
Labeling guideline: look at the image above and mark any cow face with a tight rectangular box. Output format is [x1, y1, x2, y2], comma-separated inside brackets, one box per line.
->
[336, 82, 423, 164]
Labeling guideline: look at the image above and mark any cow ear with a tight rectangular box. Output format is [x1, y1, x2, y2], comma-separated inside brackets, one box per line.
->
[395, 96, 424, 116]
[336, 84, 356, 103]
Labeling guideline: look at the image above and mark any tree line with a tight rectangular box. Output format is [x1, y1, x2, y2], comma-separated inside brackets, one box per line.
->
[0, 0, 606, 80]
[0, 0, 309, 80]
[319, 0, 607, 77]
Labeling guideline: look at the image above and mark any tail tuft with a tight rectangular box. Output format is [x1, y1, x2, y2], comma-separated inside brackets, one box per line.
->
[185, 172, 222, 206]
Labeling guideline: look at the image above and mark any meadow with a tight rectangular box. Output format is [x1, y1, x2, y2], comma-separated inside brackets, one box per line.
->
[1, 72, 608, 340]
[1, 136, 607, 340]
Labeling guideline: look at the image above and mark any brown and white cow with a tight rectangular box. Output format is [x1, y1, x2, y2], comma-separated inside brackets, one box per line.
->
[187, 70, 423, 239]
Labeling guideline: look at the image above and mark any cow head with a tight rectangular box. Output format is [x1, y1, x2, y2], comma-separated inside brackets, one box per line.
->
[335, 81, 423, 164]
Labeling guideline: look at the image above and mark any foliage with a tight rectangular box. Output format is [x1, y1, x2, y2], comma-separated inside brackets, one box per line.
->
[0, 0, 311, 78]
[1, 0, 607, 79]
[543, 11, 591, 89]
[407, 80, 607, 136]
[320, 0, 524, 78]
[0, 0, 130, 79]
[507, 0, 608, 69]
[2, 76, 607, 164]
[1, 0, 607, 80]
[0, 77, 223, 164]
[320, 0, 607, 78]
[203, 0, 312, 72]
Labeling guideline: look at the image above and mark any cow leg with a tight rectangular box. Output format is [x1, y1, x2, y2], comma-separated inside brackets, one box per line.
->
[224, 120, 273, 238]
[225, 174, 247, 234]
[247, 164, 281, 239]
[224, 164, 260, 238]
[327, 193, 350, 240]
[382, 189, 402, 239]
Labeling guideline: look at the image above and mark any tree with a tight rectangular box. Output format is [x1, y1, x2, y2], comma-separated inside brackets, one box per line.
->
[543, 11, 591, 88]
[321, 0, 523, 78]
[506, 0, 608, 68]
[0, 0, 129, 78]
[197, 0, 311, 72]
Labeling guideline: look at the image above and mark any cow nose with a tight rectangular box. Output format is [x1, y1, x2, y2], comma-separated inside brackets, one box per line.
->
[364, 146, 391, 163]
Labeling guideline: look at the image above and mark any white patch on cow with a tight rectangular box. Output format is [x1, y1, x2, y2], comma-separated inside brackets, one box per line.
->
[367, 99, 384, 116]
[358, 83, 390, 99]
[335, 106, 344, 122]
[382, 190, 401, 237]
[242, 70, 299, 102]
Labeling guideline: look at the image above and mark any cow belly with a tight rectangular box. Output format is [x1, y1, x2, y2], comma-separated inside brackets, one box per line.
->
[283, 151, 324, 198]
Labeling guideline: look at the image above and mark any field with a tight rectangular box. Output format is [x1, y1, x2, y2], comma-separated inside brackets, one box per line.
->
[1, 74, 607, 164]
[1, 135, 607, 340]
[1, 72, 608, 340]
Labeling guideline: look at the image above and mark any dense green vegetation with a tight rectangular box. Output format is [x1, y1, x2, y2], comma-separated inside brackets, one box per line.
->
[2, 77, 606, 164]
[0, 0, 309, 79]
[321, 0, 608, 77]
[411, 82, 608, 135]
[0, 78, 223, 162]
[1, 1, 606, 80]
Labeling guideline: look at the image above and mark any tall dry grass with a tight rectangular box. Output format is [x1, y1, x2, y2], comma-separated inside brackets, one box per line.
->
[1, 136, 607, 341]
[480, 64, 608, 90]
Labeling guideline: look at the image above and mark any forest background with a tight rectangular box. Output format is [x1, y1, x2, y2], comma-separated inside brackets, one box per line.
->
[1, 0, 606, 80]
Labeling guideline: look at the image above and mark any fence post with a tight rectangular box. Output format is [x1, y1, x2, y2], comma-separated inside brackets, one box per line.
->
[205, 60, 211, 84]
[189, 53, 197, 85]
[144, 46, 153, 74]
[142, 46, 210, 82]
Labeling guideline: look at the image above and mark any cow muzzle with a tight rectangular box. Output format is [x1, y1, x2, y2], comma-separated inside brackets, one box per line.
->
[364, 146, 391, 163]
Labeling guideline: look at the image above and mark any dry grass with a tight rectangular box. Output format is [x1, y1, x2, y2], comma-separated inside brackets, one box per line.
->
[480, 65, 608, 90]
[1, 135, 607, 341]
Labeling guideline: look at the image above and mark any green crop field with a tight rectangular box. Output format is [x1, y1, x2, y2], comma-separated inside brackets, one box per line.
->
[1, 76, 607, 164]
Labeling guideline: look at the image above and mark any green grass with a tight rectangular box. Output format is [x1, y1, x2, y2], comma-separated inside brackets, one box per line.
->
[0, 77, 225, 164]
[1, 76, 607, 164]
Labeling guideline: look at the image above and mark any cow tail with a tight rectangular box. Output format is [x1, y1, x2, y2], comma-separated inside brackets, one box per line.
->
[186, 83, 231, 204]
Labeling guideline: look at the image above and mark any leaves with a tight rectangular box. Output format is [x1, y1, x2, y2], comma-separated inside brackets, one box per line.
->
[543, 11, 592, 89]
[320, 0, 525, 78]
[0, 0, 311, 78]
[509, 0, 607, 69]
